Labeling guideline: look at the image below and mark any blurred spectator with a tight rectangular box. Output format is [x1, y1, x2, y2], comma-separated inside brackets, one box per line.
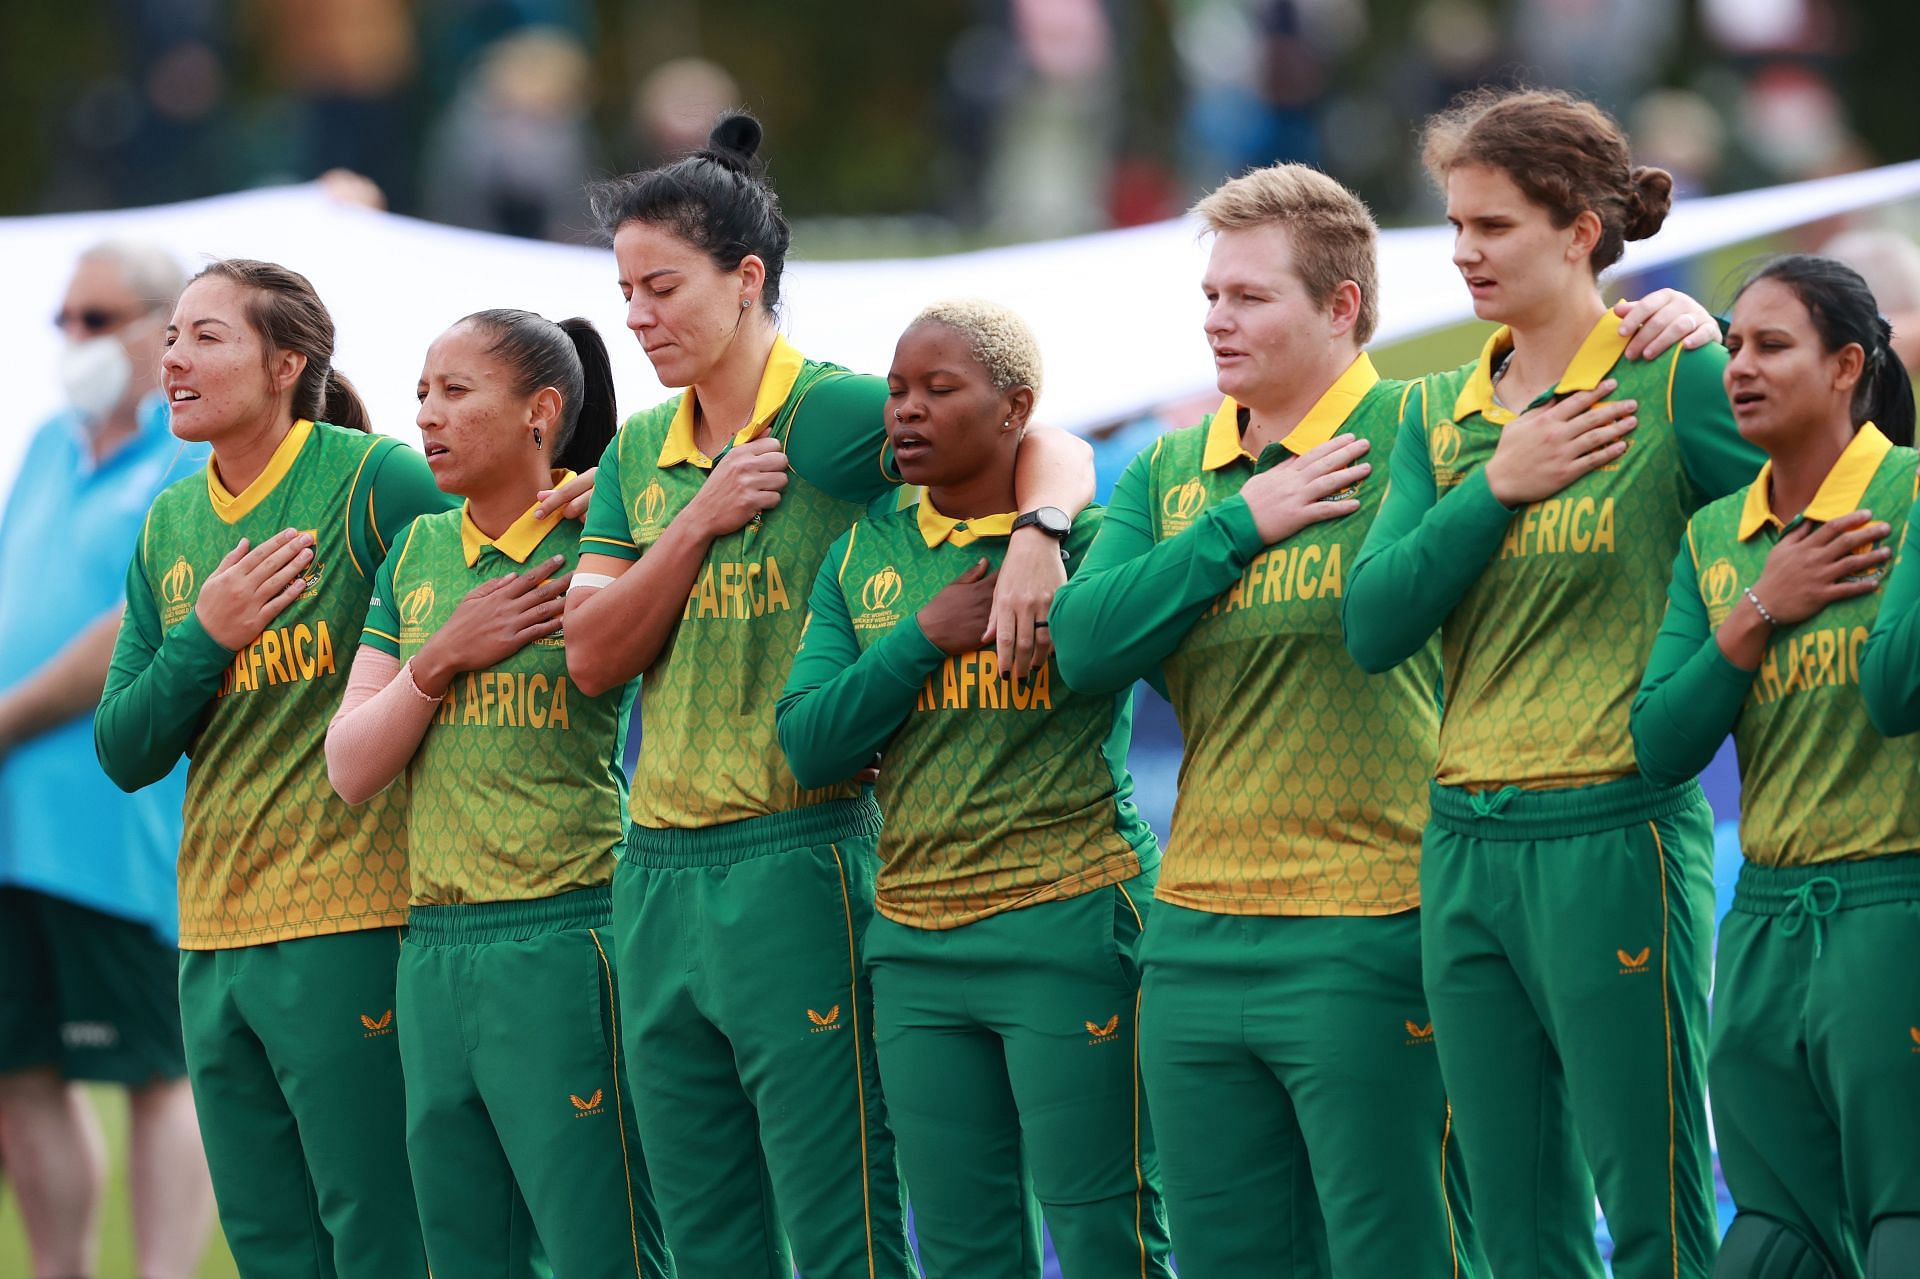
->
[1176, 0, 1341, 193]
[1823, 226, 1920, 372]
[259, 0, 418, 204]
[631, 57, 742, 166]
[420, 27, 595, 241]
[1631, 89, 1728, 198]
[0, 243, 212, 1279]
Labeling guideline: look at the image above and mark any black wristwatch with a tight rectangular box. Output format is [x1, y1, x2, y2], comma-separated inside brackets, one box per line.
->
[1010, 506, 1071, 539]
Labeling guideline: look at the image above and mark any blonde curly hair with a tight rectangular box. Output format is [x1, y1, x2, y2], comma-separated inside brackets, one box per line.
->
[911, 298, 1043, 397]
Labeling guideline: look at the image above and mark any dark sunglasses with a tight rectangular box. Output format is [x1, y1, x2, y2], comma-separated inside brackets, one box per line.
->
[53, 306, 149, 335]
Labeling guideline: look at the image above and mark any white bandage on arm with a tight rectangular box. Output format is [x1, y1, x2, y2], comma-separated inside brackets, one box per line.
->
[568, 572, 616, 594]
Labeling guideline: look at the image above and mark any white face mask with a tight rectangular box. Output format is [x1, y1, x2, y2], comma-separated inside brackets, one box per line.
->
[59, 334, 133, 427]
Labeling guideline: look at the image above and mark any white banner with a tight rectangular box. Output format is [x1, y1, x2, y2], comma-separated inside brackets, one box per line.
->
[6, 160, 1920, 493]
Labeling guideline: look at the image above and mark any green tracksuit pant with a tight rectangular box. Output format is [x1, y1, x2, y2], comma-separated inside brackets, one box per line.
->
[1139, 903, 1478, 1279]
[397, 885, 673, 1279]
[1710, 853, 1920, 1278]
[1420, 775, 1718, 1279]
[612, 797, 917, 1279]
[178, 927, 424, 1279]
[865, 875, 1173, 1279]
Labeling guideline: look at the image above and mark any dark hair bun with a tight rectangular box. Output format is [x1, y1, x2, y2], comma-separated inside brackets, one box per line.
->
[706, 113, 763, 172]
[1624, 165, 1675, 241]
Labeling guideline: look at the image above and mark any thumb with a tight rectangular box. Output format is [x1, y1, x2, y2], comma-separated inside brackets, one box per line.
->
[957, 557, 990, 585]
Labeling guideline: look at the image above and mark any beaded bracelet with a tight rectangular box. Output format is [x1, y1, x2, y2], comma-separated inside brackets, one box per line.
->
[1743, 586, 1778, 627]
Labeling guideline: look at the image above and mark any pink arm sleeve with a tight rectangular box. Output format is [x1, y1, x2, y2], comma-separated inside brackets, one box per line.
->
[325, 646, 441, 804]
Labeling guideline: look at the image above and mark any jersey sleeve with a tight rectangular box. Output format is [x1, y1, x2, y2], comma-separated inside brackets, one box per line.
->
[1667, 343, 1765, 504]
[347, 438, 455, 576]
[1050, 442, 1264, 695]
[359, 523, 411, 658]
[579, 425, 640, 561]
[1629, 527, 1753, 786]
[775, 529, 943, 789]
[1343, 382, 1514, 673]
[1862, 468, 1920, 735]
[94, 525, 235, 792]
[783, 373, 896, 506]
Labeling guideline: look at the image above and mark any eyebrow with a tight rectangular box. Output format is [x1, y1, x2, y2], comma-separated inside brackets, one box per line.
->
[639, 268, 682, 285]
[170, 317, 231, 333]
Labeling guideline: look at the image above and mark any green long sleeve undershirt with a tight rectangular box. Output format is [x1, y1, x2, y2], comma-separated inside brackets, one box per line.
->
[1862, 510, 1920, 736]
[775, 532, 949, 789]
[1341, 422, 1515, 674]
[1048, 447, 1266, 696]
[1629, 539, 1756, 787]
[95, 439, 452, 792]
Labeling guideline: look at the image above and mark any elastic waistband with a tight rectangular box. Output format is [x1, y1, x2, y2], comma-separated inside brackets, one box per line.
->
[405, 884, 611, 945]
[1731, 851, 1920, 915]
[1427, 774, 1704, 840]
[620, 796, 883, 868]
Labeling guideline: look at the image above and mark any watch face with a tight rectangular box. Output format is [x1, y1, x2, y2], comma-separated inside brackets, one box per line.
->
[1038, 506, 1071, 536]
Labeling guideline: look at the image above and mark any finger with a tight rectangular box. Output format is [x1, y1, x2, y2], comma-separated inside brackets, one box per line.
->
[1009, 610, 1038, 684]
[955, 557, 991, 586]
[1632, 312, 1708, 361]
[1808, 510, 1874, 543]
[1297, 433, 1362, 467]
[1832, 550, 1891, 578]
[1550, 380, 1622, 419]
[748, 489, 783, 512]
[239, 528, 303, 571]
[1832, 521, 1892, 553]
[522, 555, 569, 585]
[1296, 497, 1361, 526]
[1568, 399, 1637, 434]
[534, 471, 595, 519]
[216, 539, 251, 572]
[247, 531, 314, 582]
[1612, 291, 1670, 337]
[1822, 575, 1883, 600]
[1574, 438, 1631, 473]
[1302, 437, 1372, 477]
[739, 470, 791, 494]
[258, 573, 307, 624]
[1572, 417, 1638, 455]
[1028, 627, 1055, 677]
[1306, 462, 1371, 500]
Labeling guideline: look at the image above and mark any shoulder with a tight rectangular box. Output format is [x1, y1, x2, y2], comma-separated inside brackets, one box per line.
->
[1148, 420, 1209, 474]
[787, 363, 886, 428]
[149, 462, 209, 513]
[1687, 486, 1748, 548]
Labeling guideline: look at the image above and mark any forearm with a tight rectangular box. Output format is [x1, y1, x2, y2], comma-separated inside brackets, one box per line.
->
[326, 648, 438, 804]
[1013, 426, 1094, 518]
[0, 608, 124, 747]
[1344, 469, 1511, 673]
[94, 612, 233, 791]
[565, 518, 715, 696]
[1052, 499, 1260, 693]
[776, 622, 936, 789]
[1631, 638, 1751, 786]
[1864, 541, 1920, 735]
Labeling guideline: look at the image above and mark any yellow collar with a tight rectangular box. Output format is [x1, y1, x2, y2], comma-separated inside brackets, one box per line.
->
[207, 418, 314, 524]
[1737, 423, 1892, 541]
[1453, 311, 1629, 425]
[917, 498, 1017, 549]
[657, 335, 807, 469]
[460, 471, 576, 566]
[1201, 353, 1381, 472]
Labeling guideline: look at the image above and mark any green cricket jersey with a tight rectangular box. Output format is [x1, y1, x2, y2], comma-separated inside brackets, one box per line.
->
[579, 336, 902, 831]
[776, 501, 1156, 929]
[1345, 312, 1765, 789]
[1051, 354, 1437, 916]
[361, 479, 634, 906]
[1635, 424, 1920, 867]
[95, 419, 453, 949]
[1862, 458, 1920, 735]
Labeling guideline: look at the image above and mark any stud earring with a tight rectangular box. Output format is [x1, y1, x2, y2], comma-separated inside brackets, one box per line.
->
[741, 298, 753, 309]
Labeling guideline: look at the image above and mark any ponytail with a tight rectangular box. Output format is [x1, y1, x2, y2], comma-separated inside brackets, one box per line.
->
[321, 369, 374, 434]
[556, 318, 617, 472]
[461, 308, 617, 469]
[1867, 318, 1916, 446]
